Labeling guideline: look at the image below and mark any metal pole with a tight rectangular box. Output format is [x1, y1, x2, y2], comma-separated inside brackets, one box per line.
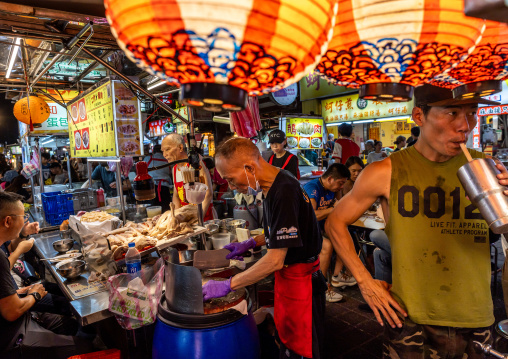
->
[116, 163, 126, 223]
[87, 161, 92, 188]
[36, 138, 44, 194]
[29, 22, 93, 91]
[66, 153, 72, 188]
[29, 48, 67, 92]
[81, 47, 189, 125]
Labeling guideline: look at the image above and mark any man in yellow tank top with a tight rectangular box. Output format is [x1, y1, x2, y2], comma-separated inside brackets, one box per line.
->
[325, 84, 504, 358]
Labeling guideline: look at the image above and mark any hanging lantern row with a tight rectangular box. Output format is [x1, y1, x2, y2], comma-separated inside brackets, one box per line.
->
[105, 0, 508, 105]
[13, 95, 50, 131]
[430, 20, 508, 99]
[105, 0, 338, 111]
[317, 0, 487, 101]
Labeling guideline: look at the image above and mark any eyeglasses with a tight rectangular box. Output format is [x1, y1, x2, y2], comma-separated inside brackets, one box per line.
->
[7, 214, 29, 220]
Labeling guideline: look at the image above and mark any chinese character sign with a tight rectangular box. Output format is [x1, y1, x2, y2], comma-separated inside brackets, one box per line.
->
[300, 70, 355, 101]
[67, 82, 116, 158]
[322, 94, 414, 123]
[285, 118, 324, 150]
[29, 103, 69, 134]
[477, 105, 508, 116]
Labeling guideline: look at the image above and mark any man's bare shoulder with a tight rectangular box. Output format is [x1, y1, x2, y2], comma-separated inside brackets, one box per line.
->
[353, 158, 391, 199]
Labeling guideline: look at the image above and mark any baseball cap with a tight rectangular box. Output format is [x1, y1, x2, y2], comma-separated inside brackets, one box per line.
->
[414, 84, 499, 107]
[269, 129, 286, 144]
[2, 170, 18, 183]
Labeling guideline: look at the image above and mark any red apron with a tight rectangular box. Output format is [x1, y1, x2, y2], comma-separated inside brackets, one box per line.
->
[147, 155, 170, 202]
[269, 153, 300, 180]
[173, 164, 214, 221]
[274, 258, 319, 358]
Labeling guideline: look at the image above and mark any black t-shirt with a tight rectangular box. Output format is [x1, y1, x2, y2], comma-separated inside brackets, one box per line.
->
[262, 170, 322, 265]
[0, 250, 26, 351]
[269, 152, 299, 179]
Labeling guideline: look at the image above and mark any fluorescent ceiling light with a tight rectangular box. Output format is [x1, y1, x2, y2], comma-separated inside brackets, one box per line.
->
[375, 116, 410, 122]
[6, 38, 21, 79]
[148, 80, 166, 91]
[352, 120, 375, 124]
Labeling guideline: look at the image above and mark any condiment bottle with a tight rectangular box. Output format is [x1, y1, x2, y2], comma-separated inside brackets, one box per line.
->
[97, 188, 105, 207]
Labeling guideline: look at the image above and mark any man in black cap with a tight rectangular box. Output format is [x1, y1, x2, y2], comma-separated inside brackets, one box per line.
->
[326, 84, 503, 358]
[268, 129, 299, 179]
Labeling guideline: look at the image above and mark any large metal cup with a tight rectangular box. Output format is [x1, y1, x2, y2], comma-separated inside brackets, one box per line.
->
[457, 158, 508, 234]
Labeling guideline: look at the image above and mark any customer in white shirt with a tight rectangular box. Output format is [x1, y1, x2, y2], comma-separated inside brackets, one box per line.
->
[366, 141, 387, 164]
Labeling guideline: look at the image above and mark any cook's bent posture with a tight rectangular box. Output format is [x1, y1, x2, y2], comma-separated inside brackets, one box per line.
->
[204, 138, 326, 359]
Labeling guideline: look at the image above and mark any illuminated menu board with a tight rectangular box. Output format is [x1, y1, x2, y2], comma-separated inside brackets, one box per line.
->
[67, 79, 143, 158]
[285, 118, 324, 150]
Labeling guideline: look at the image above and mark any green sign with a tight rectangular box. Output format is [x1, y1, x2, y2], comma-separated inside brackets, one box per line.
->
[300, 70, 355, 101]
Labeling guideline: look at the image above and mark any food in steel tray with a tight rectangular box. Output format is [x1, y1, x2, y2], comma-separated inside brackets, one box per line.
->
[103, 204, 199, 260]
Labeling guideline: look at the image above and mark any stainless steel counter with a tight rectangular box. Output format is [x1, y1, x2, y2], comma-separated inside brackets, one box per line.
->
[32, 230, 112, 326]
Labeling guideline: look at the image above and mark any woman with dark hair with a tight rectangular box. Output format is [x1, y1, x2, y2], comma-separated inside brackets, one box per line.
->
[337, 156, 365, 200]
[5, 175, 32, 203]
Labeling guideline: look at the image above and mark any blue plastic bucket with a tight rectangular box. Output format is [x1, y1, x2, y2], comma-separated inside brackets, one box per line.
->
[153, 294, 260, 359]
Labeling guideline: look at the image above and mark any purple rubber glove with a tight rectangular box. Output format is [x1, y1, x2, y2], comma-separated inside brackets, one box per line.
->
[202, 278, 233, 301]
[223, 237, 257, 260]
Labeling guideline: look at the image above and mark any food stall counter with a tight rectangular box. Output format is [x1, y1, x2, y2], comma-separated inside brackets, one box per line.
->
[32, 231, 113, 325]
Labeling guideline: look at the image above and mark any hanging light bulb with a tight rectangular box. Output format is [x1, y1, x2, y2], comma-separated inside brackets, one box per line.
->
[317, 0, 486, 102]
[105, 0, 338, 111]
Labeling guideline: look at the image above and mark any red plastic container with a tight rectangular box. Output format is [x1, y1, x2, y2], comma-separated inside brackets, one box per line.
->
[67, 349, 121, 359]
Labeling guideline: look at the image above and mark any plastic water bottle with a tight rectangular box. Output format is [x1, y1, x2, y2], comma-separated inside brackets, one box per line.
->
[125, 242, 141, 274]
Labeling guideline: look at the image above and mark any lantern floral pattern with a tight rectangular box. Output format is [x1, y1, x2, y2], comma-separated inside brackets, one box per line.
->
[317, 0, 486, 99]
[105, 0, 338, 96]
[430, 21, 508, 90]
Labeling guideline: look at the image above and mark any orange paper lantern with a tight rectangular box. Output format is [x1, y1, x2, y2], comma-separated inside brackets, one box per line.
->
[13, 96, 50, 131]
[317, 0, 486, 101]
[430, 21, 508, 98]
[105, 0, 338, 111]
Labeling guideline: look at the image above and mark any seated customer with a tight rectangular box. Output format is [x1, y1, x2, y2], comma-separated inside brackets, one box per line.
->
[0, 192, 93, 359]
[303, 163, 349, 302]
[5, 176, 32, 203]
[49, 163, 68, 184]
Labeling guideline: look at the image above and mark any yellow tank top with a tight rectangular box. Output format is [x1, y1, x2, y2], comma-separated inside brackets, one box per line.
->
[386, 146, 494, 328]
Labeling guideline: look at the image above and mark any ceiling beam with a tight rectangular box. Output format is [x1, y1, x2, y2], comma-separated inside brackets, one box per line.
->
[0, 13, 117, 48]
[70, 49, 112, 88]
[0, 1, 107, 24]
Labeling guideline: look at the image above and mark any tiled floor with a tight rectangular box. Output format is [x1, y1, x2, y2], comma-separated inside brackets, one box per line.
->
[322, 241, 508, 359]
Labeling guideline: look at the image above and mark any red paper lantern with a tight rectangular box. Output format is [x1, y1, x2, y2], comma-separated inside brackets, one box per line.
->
[105, 0, 338, 111]
[430, 20, 508, 98]
[317, 0, 486, 101]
